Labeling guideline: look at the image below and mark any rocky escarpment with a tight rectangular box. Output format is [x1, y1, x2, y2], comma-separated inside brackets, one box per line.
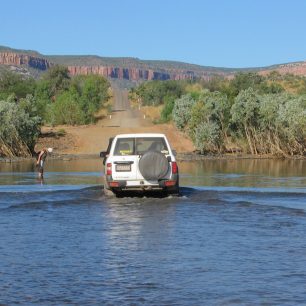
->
[67, 62, 306, 80]
[67, 65, 198, 81]
[0, 52, 224, 81]
[1, 50, 306, 82]
[0, 52, 51, 70]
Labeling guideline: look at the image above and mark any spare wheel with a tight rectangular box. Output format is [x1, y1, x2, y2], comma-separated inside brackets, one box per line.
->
[139, 151, 169, 180]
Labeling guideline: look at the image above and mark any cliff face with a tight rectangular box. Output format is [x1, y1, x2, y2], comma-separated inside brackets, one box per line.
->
[0, 52, 51, 70]
[67, 65, 198, 81]
[0, 52, 218, 81]
[1, 51, 306, 82]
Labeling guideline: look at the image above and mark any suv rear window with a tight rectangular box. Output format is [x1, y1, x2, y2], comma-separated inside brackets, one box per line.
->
[113, 137, 168, 156]
[136, 137, 168, 155]
[114, 138, 134, 156]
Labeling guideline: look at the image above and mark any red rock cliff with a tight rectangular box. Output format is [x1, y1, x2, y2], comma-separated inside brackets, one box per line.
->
[0, 52, 198, 81]
[67, 65, 199, 81]
[1, 51, 306, 81]
[0, 52, 51, 70]
[0, 52, 216, 81]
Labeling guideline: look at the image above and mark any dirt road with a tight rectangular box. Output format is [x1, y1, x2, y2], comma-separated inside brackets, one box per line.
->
[97, 89, 151, 128]
[37, 88, 194, 154]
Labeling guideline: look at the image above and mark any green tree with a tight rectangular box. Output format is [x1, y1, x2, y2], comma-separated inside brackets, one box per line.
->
[275, 95, 306, 155]
[51, 91, 84, 125]
[0, 70, 35, 100]
[49, 75, 111, 125]
[188, 90, 210, 133]
[133, 80, 184, 106]
[34, 79, 52, 120]
[41, 65, 70, 98]
[34, 65, 71, 122]
[203, 91, 231, 139]
[73, 75, 110, 123]
[227, 72, 284, 98]
[230, 72, 265, 95]
[0, 95, 41, 157]
[256, 93, 288, 154]
[160, 96, 175, 122]
[231, 88, 261, 154]
[194, 121, 221, 154]
[199, 75, 229, 93]
[172, 94, 196, 130]
[187, 91, 230, 152]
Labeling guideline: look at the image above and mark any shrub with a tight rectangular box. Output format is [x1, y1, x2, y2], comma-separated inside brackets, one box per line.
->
[172, 94, 196, 130]
[194, 121, 221, 154]
[133, 80, 184, 106]
[0, 70, 36, 100]
[0, 95, 41, 157]
[275, 95, 306, 155]
[73, 75, 110, 123]
[56, 128, 66, 137]
[41, 74, 111, 125]
[230, 88, 261, 154]
[52, 91, 84, 125]
[160, 96, 175, 122]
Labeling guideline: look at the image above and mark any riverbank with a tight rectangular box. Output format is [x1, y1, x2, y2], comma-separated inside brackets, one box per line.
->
[2, 89, 304, 161]
[1, 151, 304, 164]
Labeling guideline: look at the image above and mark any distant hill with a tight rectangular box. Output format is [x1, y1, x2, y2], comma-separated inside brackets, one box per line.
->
[0, 45, 41, 56]
[1, 45, 306, 87]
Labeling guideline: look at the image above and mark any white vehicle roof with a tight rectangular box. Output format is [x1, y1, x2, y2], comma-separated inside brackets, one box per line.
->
[115, 133, 167, 138]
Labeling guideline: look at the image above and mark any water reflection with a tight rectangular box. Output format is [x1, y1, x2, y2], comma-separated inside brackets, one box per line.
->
[0, 158, 103, 173]
[104, 197, 177, 252]
[0, 158, 305, 190]
[179, 159, 306, 189]
[179, 159, 306, 177]
[0, 158, 306, 304]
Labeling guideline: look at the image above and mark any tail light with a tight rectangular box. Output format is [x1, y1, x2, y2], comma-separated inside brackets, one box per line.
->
[171, 162, 178, 174]
[165, 180, 176, 186]
[106, 163, 112, 175]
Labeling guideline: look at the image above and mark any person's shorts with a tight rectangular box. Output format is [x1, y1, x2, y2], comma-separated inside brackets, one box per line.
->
[36, 160, 44, 173]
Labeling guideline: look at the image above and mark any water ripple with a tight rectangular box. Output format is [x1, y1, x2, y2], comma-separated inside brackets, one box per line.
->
[0, 161, 306, 305]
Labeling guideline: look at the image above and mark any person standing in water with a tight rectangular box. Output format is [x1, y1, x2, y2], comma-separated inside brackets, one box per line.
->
[36, 147, 53, 178]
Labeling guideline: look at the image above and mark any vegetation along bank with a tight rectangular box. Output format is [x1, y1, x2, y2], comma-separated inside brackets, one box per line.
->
[129, 72, 306, 157]
[0, 66, 111, 157]
[0, 66, 305, 158]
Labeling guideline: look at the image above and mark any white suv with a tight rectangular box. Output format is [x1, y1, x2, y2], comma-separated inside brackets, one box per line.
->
[100, 133, 179, 196]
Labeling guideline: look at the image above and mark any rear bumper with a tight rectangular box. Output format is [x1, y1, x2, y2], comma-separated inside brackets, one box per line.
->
[105, 174, 179, 191]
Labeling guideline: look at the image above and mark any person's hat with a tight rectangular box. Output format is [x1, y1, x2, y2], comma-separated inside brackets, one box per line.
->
[47, 148, 53, 153]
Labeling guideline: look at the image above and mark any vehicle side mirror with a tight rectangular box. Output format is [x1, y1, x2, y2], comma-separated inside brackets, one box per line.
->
[100, 151, 107, 158]
[172, 150, 177, 156]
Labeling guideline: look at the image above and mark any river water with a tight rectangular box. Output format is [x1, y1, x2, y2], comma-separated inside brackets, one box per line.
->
[0, 158, 305, 305]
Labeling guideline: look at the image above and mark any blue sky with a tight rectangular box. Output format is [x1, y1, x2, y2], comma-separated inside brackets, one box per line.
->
[1, 0, 306, 68]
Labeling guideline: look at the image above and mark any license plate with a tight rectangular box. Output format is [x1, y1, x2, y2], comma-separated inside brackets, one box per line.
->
[116, 164, 131, 172]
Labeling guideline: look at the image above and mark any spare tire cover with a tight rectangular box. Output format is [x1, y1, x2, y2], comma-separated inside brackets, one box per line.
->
[139, 151, 169, 180]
